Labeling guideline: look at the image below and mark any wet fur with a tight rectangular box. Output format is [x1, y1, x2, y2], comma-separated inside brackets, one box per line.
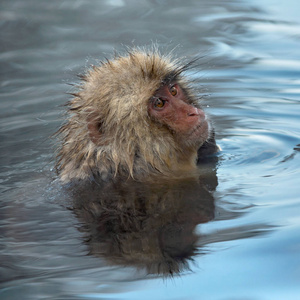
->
[55, 47, 215, 182]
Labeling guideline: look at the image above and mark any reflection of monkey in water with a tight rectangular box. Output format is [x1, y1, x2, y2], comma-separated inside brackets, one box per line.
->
[55, 47, 218, 183]
[70, 176, 216, 275]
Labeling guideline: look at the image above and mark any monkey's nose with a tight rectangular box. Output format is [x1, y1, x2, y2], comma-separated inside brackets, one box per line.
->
[188, 107, 202, 117]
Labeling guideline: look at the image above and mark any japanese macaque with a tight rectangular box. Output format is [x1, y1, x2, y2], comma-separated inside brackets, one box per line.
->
[56, 47, 218, 182]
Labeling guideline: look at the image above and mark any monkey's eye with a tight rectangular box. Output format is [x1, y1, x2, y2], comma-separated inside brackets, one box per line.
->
[170, 85, 178, 96]
[153, 98, 165, 109]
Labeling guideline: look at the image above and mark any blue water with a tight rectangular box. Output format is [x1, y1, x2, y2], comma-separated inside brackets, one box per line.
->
[0, 0, 300, 299]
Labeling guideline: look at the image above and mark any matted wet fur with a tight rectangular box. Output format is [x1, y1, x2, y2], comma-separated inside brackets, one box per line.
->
[55, 46, 217, 182]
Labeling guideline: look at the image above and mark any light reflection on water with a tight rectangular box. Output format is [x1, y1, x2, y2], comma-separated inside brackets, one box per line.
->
[0, 0, 300, 299]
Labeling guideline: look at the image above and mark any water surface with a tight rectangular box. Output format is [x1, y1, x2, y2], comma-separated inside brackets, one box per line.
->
[0, 0, 300, 299]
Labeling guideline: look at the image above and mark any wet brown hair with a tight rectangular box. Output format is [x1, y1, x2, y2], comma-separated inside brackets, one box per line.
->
[55, 47, 210, 182]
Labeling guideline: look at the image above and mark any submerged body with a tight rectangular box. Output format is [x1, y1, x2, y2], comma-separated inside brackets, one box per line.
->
[56, 48, 217, 182]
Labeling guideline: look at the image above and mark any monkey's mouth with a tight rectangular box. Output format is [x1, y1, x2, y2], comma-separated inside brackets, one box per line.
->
[189, 119, 209, 141]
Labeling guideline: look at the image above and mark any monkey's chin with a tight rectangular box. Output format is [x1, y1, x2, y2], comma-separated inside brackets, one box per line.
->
[186, 119, 209, 148]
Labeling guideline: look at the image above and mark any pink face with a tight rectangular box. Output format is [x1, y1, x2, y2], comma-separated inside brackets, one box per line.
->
[148, 83, 209, 145]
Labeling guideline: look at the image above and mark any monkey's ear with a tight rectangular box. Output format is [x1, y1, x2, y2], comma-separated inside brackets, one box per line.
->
[87, 112, 102, 144]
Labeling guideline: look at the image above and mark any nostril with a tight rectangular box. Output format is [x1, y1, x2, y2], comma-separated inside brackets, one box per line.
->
[188, 107, 201, 117]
